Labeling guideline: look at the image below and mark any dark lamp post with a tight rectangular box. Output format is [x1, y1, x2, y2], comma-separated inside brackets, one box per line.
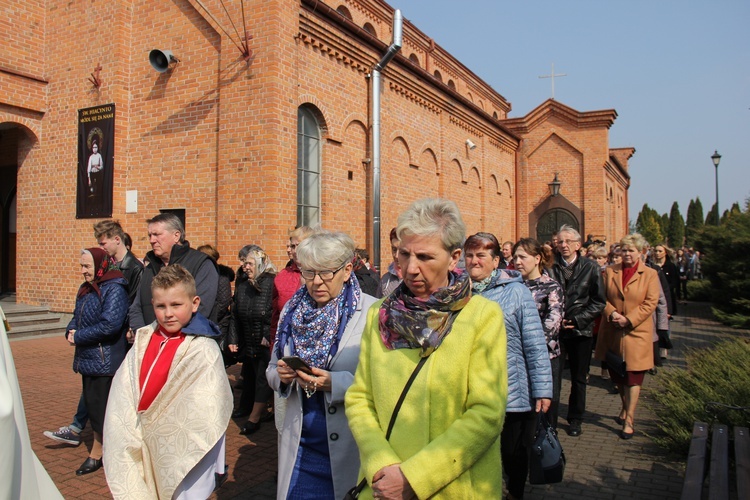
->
[712, 150, 721, 225]
[548, 172, 561, 197]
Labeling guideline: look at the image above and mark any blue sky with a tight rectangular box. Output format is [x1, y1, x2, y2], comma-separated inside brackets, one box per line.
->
[390, 0, 750, 222]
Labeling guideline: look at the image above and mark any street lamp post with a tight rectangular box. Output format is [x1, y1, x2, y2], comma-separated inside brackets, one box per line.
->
[711, 150, 721, 225]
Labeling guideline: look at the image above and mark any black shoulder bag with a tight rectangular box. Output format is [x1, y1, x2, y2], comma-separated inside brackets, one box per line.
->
[343, 356, 429, 500]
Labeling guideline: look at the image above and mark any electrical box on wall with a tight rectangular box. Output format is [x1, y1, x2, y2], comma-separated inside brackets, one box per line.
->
[126, 190, 137, 213]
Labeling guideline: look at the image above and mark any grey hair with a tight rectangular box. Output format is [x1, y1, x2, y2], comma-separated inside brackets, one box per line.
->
[558, 224, 581, 242]
[396, 198, 466, 252]
[295, 230, 355, 271]
[147, 213, 185, 243]
[620, 233, 647, 252]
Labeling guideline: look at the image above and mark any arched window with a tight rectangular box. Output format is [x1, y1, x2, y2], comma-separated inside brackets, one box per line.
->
[409, 53, 420, 67]
[297, 107, 321, 226]
[336, 5, 352, 20]
[363, 22, 377, 37]
[536, 209, 579, 243]
[433, 70, 442, 82]
[447, 79, 456, 90]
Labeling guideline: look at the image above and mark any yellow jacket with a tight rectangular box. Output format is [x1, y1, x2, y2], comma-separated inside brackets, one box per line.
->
[346, 295, 507, 499]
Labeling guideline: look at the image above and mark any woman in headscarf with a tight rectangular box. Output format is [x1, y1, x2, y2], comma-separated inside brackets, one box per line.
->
[464, 232, 552, 500]
[595, 233, 660, 439]
[66, 247, 129, 475]
[346, 199, 507, 499]
[227, 245, 277, 434]
[267, 230, 377, 499]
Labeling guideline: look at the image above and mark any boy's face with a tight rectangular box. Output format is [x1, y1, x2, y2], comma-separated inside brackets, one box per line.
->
[152, 284, 200, 334]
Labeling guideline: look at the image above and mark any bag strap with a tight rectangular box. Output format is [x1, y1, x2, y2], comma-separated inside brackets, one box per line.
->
[349, 355, 429, 497]
[386, 355, 428, 439]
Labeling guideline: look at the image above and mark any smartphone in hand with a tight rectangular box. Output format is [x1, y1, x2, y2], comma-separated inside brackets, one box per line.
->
[282, 356, 314, 375]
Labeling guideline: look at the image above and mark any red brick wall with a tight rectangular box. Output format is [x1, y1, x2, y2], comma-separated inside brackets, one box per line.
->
[2, 0, 628, 312]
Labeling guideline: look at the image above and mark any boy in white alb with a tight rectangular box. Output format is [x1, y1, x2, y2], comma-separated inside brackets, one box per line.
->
[103, 265, 232, 499]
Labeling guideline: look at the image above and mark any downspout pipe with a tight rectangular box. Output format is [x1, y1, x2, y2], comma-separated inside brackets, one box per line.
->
[371, 9, 402, 273]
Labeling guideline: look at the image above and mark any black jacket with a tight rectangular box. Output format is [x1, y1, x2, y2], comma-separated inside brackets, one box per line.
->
[548, 255, 606, 339]
[118, 251, 144, 305]
[354, 266, 380, 296]
[215, 264, 236, 347]
[129, 241, 218, 330]
[227, 272, 275, 358]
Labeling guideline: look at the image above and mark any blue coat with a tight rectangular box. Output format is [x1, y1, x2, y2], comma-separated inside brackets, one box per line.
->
[67, 278, 129, 376]
[476, 270, 553, 412]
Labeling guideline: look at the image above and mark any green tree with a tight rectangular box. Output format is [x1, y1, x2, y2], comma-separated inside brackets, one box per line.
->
[686, 197, 705, 246]
[667, 201, 685, 247]
[660, 213, 670, 237]
[695, 202, 750, 328]
[721, 202, 742, 224]
[636, 203, 663, 245]
[706, 202, 719, 226]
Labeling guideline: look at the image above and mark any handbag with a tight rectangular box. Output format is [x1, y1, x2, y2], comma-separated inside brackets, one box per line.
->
[529, 411, 566, 484]
[605, 349, 626, 379]
[343, 356, 429, 500]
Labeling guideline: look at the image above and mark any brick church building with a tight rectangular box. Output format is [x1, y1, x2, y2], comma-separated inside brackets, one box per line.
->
[0, 0, 631, 312]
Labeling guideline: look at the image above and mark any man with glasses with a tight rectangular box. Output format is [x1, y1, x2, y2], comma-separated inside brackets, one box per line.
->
[548, 224, 606, 437]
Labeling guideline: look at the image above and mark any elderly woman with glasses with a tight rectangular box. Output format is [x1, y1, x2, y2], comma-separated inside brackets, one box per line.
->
[227, 245, 277, 435]
[267, 230, 377, 500]
[346, 199, 507, 499]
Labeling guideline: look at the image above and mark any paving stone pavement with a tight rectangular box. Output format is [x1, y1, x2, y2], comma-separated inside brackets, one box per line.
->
[8, 301, 748, 499]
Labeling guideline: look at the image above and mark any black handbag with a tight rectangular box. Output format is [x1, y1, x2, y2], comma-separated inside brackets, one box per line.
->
[529, 411, 566, 484]
[343, 356, 429, 500]
[605, 350, 626, 378]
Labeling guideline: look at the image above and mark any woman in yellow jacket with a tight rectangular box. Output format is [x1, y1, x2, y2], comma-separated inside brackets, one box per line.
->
[595, 233, 660, 440]
[346, 198, 507, 499]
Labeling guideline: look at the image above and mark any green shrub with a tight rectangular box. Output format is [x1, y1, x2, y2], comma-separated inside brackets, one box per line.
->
[712, 307, 750, 329]
[648, 338, 750, 455]
[686, 279, 713, 301]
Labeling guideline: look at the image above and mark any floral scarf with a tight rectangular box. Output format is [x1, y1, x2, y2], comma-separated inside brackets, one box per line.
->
[77, 247, 124, 298]
[379, 270, 472, 357]
[275, 275, 361, 369]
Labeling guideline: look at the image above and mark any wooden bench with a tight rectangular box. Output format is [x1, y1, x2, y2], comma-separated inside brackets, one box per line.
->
[681, 422, 750, 500]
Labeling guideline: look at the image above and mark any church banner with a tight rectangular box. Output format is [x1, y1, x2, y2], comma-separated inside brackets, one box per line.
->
[76, 104, 115, 218]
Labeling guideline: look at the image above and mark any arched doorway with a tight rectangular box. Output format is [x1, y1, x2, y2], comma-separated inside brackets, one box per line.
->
[536, 208, 579, 243]
[0, 123, 35, 294]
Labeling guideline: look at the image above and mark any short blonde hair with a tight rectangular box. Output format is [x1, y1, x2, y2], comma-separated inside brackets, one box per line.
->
[289, 226, 315, 242]
[151, 264, 196, 297]
[397, 198, 466, 252]
[620, 233, 647, 252]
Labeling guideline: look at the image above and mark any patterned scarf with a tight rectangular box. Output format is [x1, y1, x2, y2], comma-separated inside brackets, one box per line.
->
[275, 275, 361, 369]
[77, 247, 124, 298]
[379, 270, 472, 357]
[471, 269, 497, 293]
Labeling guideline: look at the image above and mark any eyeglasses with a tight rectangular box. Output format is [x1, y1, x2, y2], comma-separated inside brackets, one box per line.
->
[240, 259, 253, 267]
[300, 263, 346, 282]
[558, 239, 579, 246]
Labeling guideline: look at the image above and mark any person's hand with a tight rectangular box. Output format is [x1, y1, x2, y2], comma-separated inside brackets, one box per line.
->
[67, 330, 76, 345]
[276, 359, 298, 385]
[260, 337, 270, 347]
[562, 318, 576, 330]
[126, 329, 135, 343]
[612, 312, 630, 329]
[372, 464, 415, 499]
[297, 367, 332, 392]
[228, 344, 239, 353]
[536, 398, 552, 413]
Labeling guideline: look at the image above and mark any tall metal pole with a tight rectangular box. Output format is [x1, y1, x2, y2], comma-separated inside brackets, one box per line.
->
[370, 9, 402, 272]
[711, 150, 721, 225]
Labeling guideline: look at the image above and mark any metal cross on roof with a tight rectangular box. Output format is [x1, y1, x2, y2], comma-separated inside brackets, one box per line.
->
[539, 63, 567, 99]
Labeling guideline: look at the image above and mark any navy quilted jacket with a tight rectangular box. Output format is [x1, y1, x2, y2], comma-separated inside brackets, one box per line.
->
[67, 277, 129, 376]
[476, 269, 553, 412]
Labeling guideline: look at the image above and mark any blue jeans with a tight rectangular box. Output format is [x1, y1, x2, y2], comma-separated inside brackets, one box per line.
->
[69, 391, 88, 433]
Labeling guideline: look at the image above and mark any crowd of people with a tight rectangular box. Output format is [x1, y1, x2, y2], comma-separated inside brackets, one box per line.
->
[38, 199, 696, 499]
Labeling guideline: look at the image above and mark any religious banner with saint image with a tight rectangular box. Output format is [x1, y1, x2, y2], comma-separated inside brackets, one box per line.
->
[76, 104, 115, 218]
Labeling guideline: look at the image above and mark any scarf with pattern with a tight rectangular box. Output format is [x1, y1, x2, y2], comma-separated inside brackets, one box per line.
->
[275, 275, 361, 369]
[379, 270, 471, 357]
